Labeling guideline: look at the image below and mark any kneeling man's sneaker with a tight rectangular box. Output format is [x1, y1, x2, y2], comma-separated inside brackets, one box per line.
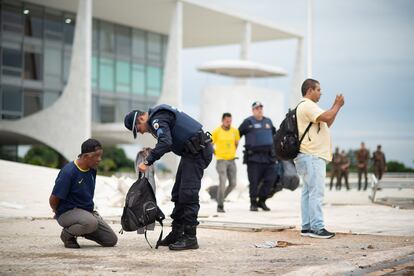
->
[309, 228, 335, 239]
[300, 229, 311, 237]
[60, 229, 80, 248]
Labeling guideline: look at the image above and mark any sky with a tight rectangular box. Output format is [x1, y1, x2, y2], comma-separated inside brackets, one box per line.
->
[180, 0, 414, 167]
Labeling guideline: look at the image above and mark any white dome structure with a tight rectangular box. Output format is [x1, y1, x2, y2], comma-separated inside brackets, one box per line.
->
[198, 59, 288, 78]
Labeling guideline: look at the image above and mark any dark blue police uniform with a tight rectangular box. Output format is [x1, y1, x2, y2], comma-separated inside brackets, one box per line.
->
[144, 104, 213, 226]
[239, 116, 277, 204]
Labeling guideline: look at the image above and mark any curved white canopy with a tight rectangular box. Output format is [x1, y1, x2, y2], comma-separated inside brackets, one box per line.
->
[27, 0, 302, 48]
[197, 59, 288, 78]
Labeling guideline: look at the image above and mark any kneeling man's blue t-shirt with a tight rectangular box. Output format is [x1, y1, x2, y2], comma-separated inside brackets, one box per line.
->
[52, 161, 97, 218]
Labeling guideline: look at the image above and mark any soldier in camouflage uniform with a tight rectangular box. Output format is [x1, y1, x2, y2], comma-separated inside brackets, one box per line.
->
[338, 150, 350, 190]
[329, 147, 341, 190]
[372, 145, 387, 181]
[356, 142, 370, 190]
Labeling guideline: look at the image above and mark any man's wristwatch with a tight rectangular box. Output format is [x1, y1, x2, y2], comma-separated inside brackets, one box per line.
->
[143, 160, 149, 166]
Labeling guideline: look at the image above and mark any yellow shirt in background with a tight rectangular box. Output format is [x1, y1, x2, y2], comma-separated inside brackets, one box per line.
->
[296, 98, 332, 162]
[211, 126, 240, 160]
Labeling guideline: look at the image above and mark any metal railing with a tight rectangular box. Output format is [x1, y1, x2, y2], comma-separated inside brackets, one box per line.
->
[369, 173, 414, 203]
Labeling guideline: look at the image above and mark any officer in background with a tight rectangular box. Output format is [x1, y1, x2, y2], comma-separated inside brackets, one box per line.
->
[238, 101, 277, 212]
[329, 147, 341, 191]
[356, 142, 370, 190]
[124, 104, 213, 251]
[338, 150, 350, 191]
[373, 144, 387, 180]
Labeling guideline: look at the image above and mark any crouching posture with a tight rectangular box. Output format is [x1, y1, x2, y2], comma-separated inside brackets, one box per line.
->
[124, 104, 213, 250]
[49, 139, 118, 248]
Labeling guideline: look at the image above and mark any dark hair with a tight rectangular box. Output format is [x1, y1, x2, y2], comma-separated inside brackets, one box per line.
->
[79, 138, 102, 157]
[222, 113, 232, 120]
[301, 78, 320, 96]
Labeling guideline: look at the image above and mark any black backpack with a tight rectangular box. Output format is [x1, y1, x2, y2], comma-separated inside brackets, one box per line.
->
[120, 173, 165, 249]
[274, 101, 312, 160]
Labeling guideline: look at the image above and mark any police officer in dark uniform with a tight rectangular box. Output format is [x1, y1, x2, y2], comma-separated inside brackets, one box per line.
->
[239, 101, 277, 212]
[124, 104, 213, 251]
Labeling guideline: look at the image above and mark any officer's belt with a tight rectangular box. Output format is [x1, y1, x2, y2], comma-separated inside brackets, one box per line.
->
[245, 147, 272, 155]
[184, 130, 212, 154]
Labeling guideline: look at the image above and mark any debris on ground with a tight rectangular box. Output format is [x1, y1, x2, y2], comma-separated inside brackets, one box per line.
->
[254, 240, 308, 248]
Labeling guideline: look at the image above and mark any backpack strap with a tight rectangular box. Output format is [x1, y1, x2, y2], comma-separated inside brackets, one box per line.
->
[155, 220, 163, 249]
[144, 229, 153, 249]
[143, 219, 164, 249]
[299, 123, 312, 144]
[296, 100, 312, 146]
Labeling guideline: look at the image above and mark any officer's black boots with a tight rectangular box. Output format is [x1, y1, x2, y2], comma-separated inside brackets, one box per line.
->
[258, 197, 271, 211]
[217, 205, 225, 213]
[169, 225, 199, 250]
[158, 223, 184, 246]
[60, 229, 80, 249]
[250, 199, 258, 212]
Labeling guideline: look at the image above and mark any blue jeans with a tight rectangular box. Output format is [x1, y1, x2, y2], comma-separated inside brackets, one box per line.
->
[294, 153, 327, 231]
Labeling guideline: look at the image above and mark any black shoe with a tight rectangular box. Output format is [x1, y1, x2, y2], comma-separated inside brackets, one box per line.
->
[300, 229, 311, 237]
[250, 199, 258, 212]
[309, 228, 335, 239]
[157, 223, 184, 247]
[257, 198, 271, 211]
[169, 225, 199, 251]
[60, 229, 80, 249]
[217, 205, 225, 213]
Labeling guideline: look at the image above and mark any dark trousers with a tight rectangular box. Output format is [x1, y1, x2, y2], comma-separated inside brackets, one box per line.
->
[338, 171, 350, 190]
[329, 169, 340, 190]
[247, 162, 277, 200]
[374, 166, 384, 181]
[171, 144, 213, 226]
[358, 167, 368, 190]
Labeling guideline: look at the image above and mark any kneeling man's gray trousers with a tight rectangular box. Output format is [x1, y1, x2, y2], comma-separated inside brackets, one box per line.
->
[58, 208, 117, 247]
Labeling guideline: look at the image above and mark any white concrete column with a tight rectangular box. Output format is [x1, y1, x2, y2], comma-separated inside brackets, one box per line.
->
[240, 21, 251, 60]
[158, 0, 183, 109]
[70, 0, 92, 140]
[156, 0, 183, 173]
[307, 0, 313, 78]
[290, 38, 305, 109]
[237, 21, 251, 85]
[0, 0, 92, 161]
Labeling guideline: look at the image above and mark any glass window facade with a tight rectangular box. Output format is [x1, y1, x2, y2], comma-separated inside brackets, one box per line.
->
[132, 63, 145, 95]
[92, 18, 167, 123]
[99, 57, 114, 91]
[2, 43, 22, 77]
[0, 0, 75, 120]
[0, 0, 167, 124]
[116, 60, 130, 93]
[23, 4, 43, 39]
[23, 88, 42, 116]
[1, 3, 23, 34]
[2, 86, 22, 113]
[44, 9, 63, 41]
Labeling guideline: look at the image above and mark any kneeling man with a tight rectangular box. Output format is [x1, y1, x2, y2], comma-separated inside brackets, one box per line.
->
[49, 139, 118, 248]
